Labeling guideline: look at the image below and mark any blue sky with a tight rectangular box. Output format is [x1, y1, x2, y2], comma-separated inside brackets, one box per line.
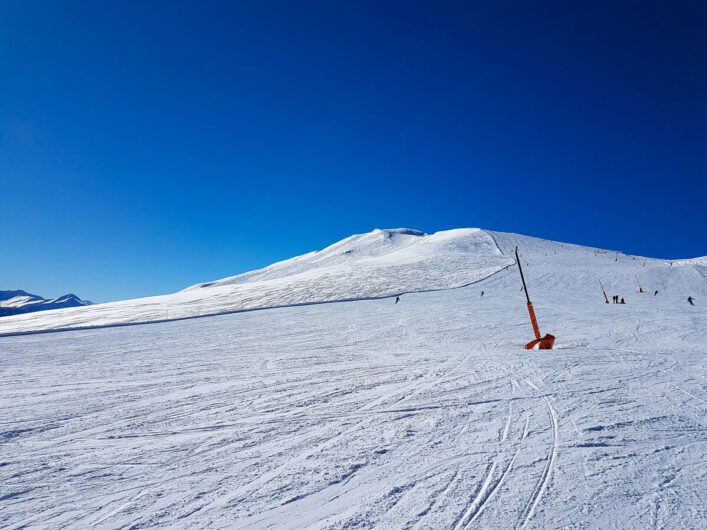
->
[1, 1, 705, 302]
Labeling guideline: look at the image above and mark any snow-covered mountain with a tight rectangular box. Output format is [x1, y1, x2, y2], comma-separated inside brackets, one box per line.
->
[183, 228, 507, 292]
[0, 227, 703, 335]
[0, 289, 91, 317]
[1, 228, 705, 528]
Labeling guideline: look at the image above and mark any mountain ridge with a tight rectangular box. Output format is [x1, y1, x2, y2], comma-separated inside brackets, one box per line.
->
[0, 289, 91, 317]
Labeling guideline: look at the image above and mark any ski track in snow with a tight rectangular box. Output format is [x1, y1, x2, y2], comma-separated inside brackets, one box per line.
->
[1, 229, 705, 528]
[519, 392, 559, 528]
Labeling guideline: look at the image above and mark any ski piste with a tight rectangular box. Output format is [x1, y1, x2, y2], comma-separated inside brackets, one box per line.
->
[1, 228, 705, 528]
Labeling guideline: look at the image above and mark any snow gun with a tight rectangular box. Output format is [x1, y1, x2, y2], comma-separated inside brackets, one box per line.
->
[515, 246, 555, 350]
[599, 279, 609, 304]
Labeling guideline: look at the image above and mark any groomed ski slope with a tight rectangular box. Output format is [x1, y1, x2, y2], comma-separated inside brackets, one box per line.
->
[1, 229, 705, 528]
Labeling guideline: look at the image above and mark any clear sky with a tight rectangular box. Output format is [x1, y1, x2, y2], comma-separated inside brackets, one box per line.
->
[1, 1, 705, 302]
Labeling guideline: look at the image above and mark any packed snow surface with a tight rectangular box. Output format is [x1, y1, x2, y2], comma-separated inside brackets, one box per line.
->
[1, 228, 705, 528]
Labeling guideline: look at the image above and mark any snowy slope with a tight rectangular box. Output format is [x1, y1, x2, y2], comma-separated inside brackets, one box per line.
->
[0, 289, 90, 317]
[184, 227, 512, 295]
[1, 227, 704, 337]
[0, 228, 514, 335]
[1, 228, 705, 528]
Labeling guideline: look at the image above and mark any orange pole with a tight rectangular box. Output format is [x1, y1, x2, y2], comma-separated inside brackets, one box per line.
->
[599, 279, 609, 304]
[526, 302, 541, 340]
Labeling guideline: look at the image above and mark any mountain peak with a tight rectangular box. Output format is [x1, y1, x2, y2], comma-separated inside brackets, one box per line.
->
[372, 228, 427, 237]
[0, 290, 91, 317]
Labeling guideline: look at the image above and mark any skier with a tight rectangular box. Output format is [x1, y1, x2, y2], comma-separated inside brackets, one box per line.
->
[688, 296, 695, 306]
[481, 290, 484, 297]
[654, 290, 658, 296]
[395, 296, 400, 304]
[620, 297, 625, 304]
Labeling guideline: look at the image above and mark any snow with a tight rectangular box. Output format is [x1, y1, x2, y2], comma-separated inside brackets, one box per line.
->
[1, 228, 705, 528]
[0, 228, 513, 335]
[0, 295, 37, 308]
[0, 290, 90, 317]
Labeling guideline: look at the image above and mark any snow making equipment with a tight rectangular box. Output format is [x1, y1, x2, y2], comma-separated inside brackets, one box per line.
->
[515, 246, 555, 350]
[599, 279, 610, 304]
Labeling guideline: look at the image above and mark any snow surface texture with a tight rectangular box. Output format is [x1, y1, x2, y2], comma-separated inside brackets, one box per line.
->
[1, 228, 705, 528]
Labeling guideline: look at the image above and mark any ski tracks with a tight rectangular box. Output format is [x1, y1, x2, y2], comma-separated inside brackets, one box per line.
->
[449, 375, 561, 529]
[519, 380, 560, 528]
[454, 446, 522, 529]
[449, 385, 521, 529]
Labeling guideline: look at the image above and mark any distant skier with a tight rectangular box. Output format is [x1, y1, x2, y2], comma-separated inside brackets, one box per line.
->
[481, 290, 484, 297]
[688, 296, 695, 306]
[395, 296, 400, 304]
[620, 297, 625, 304]
[654, 290, 658, 296]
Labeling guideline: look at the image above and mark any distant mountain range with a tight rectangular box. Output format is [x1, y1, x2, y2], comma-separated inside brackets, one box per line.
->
[0, 290, 91, 317]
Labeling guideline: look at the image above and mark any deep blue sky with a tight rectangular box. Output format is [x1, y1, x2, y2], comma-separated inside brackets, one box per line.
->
[1, 1, 705, 302]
